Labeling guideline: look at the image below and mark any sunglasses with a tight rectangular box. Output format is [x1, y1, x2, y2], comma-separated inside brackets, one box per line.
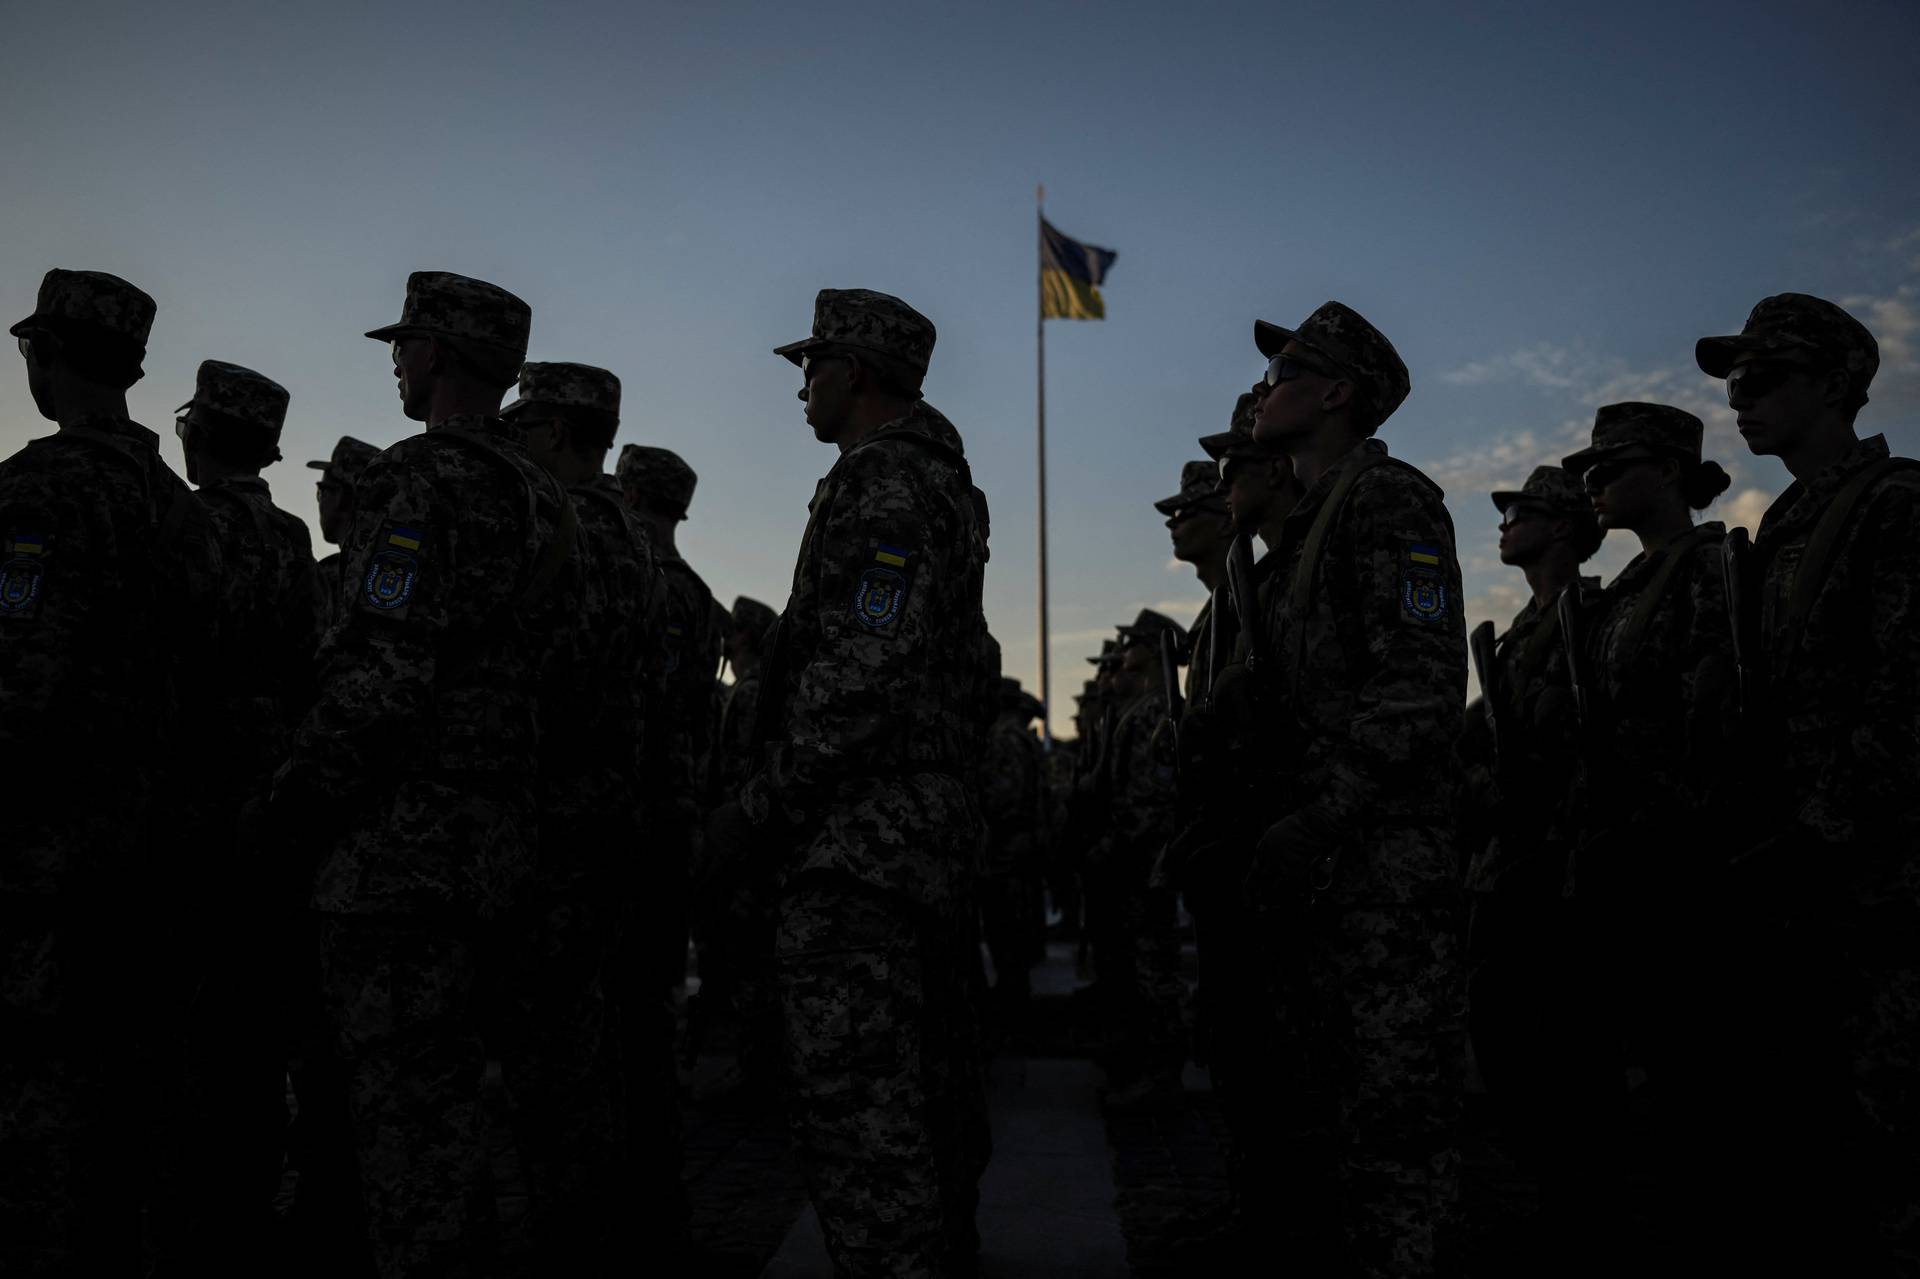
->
[1263, 351, 1341, 388]
[801, 353, 850, 384]
[1582, 454, 1666, 492]
[1497, 503, 1553, 530]
[1725, 359, 1813, 402]
[173, 413, 194, 442]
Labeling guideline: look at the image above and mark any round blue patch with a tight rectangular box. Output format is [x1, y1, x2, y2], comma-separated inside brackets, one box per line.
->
[363, 548, 418, 611]
[851, 566, 907, 630]
[1403, 575, 1447, 622]
[0, 557, 43, 613]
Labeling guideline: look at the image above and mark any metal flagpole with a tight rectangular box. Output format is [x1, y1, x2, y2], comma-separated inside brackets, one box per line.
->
[1035, 186, 1052, 747]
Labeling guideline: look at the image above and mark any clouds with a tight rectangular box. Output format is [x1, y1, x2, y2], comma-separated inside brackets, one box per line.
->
[1438, 342, 1590, 391]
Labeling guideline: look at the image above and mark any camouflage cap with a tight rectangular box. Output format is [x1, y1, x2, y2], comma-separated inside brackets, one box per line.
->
[307, 435, 382, 485]
[1200, 390, 1284, 463]
[10, 268, 156, 347]
[364, 271, 531, 360]
[1490, 465, 1587, 515]
[1086, 637, 1120, 668]
[1253, 300, 1411, 426]
[730, 594, 777, 639]
[1561, 402, 1704, 478]
[1154, 460, 1229, 515]
[175, 360, 289, 434]
[617, 444, 697, 517]
[773, 288, 937, 379]
[1695, 292, 1879, 384]
[500, 361, 620, 423]
[1117, 607, 1188, 652]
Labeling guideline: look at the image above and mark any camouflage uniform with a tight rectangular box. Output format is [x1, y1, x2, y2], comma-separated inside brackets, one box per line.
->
[1090, 611, 1188, 1093]
[1247, 302, 1467, 1276]
[279, 273, 587, 1277]
[501, 361, 663, 1263]
[171, 361, 323, 1262]
[739, 289, 991, 1278]
[1456, 466, 1618, 1253]
[308, 436, 382, 633]
[617, 442, 719, 990]
[975, 681, 1048, 1030]
[0, 270, 219, 1274]
[1696, 294, 1920, 1270]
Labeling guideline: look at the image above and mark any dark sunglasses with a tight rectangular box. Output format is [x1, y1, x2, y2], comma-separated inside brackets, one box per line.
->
[1581, 454, 1666, 492]
[173, 413, 194, 442]
[1497, 503, 1553, 530]
[801, 353, 850, 383]
[1725, 359, 1813, 402]
[1262, 352, 1341, 388]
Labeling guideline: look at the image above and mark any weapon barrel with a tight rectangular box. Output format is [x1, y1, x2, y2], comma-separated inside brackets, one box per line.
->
[1556, 584, 1588, 729]
[1469, 619, 1500, 756]
[1159, 627, 1185, 729]
[1722, 528, 1752, 719]
[1227, 534, 1263, 669]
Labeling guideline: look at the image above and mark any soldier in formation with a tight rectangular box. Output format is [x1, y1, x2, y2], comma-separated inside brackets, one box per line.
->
[2, 256, 1915, 1279]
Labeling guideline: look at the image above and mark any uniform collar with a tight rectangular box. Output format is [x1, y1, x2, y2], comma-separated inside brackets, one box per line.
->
[64, 414, 158, 451]
[1758, 433, 1891, 543]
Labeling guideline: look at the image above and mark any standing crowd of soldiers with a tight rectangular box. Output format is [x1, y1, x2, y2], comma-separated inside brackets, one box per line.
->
[1019, 291, 1915, 1276]
[0, 263, 1912, 1279]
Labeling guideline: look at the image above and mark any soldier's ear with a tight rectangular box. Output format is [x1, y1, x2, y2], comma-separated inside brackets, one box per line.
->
[1321, 377, 1357, 417]
[1819, 366, 1851, 409]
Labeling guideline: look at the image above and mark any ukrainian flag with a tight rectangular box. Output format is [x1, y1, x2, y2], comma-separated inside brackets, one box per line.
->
[1041, 220, 1118, 321]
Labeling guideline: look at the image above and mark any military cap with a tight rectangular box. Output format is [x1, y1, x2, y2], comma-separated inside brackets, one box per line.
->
[364, 271, 531, 360]
[1200, 390, 1285, 463]
[774, 288, 937, 381]
[10, 268, 156, 349]
[1490, 465, 1588, 515]
[617, 444, 697, 518]
[1695, 292, 1879, 385]
[175, 360, 289, 434]
[1085, 637, 1120, 667]
[1562, 403, 1704, 478]
[1117, 608, 1188, 652]
[307, 435, 382, 486]
[1154, 460, 1229, 515]
[730, 595, 777, 640]
[500, 361, 620, 424]
[1253, 300, 1411, 426]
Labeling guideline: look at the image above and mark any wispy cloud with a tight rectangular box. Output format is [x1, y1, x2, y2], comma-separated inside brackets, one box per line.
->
[1438, 342, 1591, 390]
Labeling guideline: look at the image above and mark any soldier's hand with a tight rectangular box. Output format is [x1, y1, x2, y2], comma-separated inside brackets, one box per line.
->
[1246, 808, 1343, 908]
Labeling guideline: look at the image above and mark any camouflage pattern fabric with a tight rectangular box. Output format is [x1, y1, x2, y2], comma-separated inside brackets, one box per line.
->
[975, 702, 1048, 1023]
[9, 267, 156, 348]
[616, 443, 697, 517]
[171, 472, 318, 1257]
[1253, 437, 1467, 1276]
[282, 412, 586, 1277]
[500, 359, 620, 420]
[177, 359, 289, 432]
[1090, 686, 1185, 1077]
[363, 270, 531, 356]
[1695, 290, 1880, 382]
[775, 881, 986, 1279]
[311, 436, 383, 635]
[1562, 401, 1706, 477]
[1707, 432, 1920, 1269]
[0, 413, 218, 1274]
[1254, 301, 1411, 426]
[741, 396, 989, 1276]
[740, 398, 990, 913]
[773, 287, 937, 379]
[1153, 458, 1224, 515]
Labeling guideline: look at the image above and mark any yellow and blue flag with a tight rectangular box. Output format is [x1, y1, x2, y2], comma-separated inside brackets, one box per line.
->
[1041, 220, 1118, 321]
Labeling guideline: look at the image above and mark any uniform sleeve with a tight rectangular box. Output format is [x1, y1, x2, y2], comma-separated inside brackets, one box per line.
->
[1802, 485, 1920, 841]
[742, 448, 941, 826]
[1310, 473, 1467, 833]
[285, 451, 499, 793]
[1111, 698, 1176, 854]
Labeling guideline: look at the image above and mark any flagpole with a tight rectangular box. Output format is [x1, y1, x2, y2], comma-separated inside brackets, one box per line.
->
[1035, 187, 1052, 747]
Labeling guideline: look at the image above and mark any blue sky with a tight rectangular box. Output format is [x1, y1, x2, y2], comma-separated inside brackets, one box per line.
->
[4, 0, 1916, 734]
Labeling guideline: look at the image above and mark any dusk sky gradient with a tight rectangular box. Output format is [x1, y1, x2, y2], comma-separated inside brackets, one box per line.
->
[5, 0, 1917, 734]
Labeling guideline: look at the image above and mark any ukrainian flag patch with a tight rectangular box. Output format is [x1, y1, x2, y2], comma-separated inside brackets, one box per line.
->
[1402, 540, 1448, 623]
[1408, 543, 1442, 567]
[387, 527, 423, 551]
[873, 543, 910, 568]
[0, 532, 47, 617]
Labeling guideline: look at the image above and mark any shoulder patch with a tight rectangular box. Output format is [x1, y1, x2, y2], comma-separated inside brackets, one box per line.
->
[0, 533, 48, 619]
[361, 524, 424, 615]
[851, 542, 914, 632]
[1401, 541, 1449, 623]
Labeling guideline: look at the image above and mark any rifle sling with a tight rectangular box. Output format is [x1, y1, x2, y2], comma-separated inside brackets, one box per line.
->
[1777, 457, 1919, 677]
[1283, 446, 1390, 702]
[1614, 523, 1723, 669]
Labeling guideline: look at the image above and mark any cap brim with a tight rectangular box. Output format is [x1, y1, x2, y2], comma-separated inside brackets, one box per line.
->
[1490, 490, 1524, 512]
[498, 396, 535, 419]
[7, 314, 43, 339]
[1694, 334, 1762, 378]
[773, 336, 827, 367]
[1198, 430, 1235, 460]
[364, 322, 421, 342]
[306, 460, 330, 471]
[1254, 318, 1296, 358]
